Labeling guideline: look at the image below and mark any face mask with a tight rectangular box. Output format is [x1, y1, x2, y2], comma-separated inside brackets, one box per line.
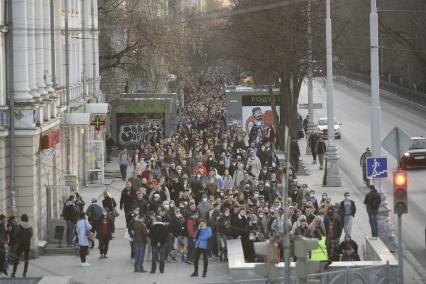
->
[164, 205, 170, 210]
[345, 196, 349, 200]
[170, 204, 175, 208]
[259, 214, 264, 218]
[197, 174, 202, 178]
[240, 211, 245, 216]
[177, 170, 182, 174]
[254, 194, 259, 198]
[202, 198, 208, 202]
[224, 212, 230, 216]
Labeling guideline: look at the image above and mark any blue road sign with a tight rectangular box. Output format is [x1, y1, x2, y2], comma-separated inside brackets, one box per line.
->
[366, 157, 388, 179]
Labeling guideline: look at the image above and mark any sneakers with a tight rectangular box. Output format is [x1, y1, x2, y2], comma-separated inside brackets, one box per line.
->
[139, 267, 147, 273]
[202, 272, 207, 278]
[81, 262, 91, 267]
[190, 272, 198, 277]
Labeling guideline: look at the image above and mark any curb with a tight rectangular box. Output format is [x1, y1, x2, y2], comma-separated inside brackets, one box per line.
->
[404, 249, 426, 283]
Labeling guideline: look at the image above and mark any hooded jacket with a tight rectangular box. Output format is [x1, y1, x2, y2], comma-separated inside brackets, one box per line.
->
[195, 226, 212, 249]
[149, 222, 169, 247]
[15, 222, 33, 249]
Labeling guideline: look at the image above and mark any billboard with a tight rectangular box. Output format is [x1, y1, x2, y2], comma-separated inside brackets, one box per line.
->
[241, 95, 280, 144]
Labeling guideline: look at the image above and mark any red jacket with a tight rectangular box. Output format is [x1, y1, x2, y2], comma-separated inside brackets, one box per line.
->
[193, 165, 208, 176]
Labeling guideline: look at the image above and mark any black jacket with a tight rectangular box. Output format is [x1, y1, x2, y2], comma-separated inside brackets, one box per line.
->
[135, 198, 150, 216]
[102, 197, 117, 212]
[62, 200, 77, 223]
[364, 191, 381, 214]
[340, 200, 356, 217]
[120, 188, 136, 212]
[0, 223, 7, 247]
[15, 223, 33, 249]
[149, 222, 169, 246]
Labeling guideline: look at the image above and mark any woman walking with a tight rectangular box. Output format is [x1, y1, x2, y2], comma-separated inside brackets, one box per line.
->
[76, 212, 92, 267]
[96, 209, 113, 259]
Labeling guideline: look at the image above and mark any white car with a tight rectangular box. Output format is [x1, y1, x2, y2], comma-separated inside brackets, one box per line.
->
[317, 117, 342, 139]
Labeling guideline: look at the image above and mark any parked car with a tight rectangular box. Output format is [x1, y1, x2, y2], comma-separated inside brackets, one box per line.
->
[400, 137, 426, 169]
[316, 118, 342, 139]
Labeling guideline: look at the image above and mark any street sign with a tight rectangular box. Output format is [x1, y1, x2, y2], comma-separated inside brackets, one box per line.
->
[366, 157, 388, 179]
[298, 103, 322, 109]
[381, 127, 412, 160]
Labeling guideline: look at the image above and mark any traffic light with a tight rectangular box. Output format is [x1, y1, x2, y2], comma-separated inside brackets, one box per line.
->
[254, 241, 280, 283]
[393, 170, 408, 215]
[294, 237, 328, 284]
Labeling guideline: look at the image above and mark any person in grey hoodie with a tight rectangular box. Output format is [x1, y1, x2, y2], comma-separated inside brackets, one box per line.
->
[197, 194, 211, 219]
[11, 214, 33, 278]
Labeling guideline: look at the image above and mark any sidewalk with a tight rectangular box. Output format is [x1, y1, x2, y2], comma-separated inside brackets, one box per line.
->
[296, 138, 423, 284]
[20, 160, 231, 284]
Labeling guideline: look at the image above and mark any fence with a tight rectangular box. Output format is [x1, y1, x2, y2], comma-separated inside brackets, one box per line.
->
[307, 262, 392, 284]
[336, 69, 426, 107]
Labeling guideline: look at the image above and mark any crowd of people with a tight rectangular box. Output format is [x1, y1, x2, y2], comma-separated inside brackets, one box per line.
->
[0, 80, 384, 279]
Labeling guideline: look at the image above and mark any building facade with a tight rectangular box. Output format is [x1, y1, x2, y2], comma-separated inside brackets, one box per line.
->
[0, 0, 102, 254]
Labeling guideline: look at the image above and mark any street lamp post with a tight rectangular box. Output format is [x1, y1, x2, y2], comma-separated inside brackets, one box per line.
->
[306, 0, 316, 155]
[369, 0, 396, 249]
[324, 0, 342, 187]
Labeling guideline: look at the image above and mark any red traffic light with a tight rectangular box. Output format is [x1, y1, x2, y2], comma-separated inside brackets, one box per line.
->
[393, 171, 407, 187]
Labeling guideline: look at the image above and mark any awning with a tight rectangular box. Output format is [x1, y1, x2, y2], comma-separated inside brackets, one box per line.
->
[62, 113, 91, 125]
[84, 103, 109, 114]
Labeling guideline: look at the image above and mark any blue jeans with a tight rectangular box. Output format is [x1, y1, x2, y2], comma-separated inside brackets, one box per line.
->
[368, 212, 378, 237]
[66, 220, 75, 245]
[218, 234, 228, 260]
[187, 238, 195, 262]
[151, 243, 167, 272]
[134, 243, 146, 270]
[344, 215, 353, 237]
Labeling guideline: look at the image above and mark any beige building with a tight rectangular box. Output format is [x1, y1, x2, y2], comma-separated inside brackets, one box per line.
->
[0, 0, 103, 255]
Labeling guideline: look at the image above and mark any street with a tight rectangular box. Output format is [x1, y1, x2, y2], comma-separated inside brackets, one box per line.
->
[298, 78, 426, 271]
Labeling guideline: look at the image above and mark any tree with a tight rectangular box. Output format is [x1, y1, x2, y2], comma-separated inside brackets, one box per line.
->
[223, 0, 325, 146]
[99, 0, 194, 96]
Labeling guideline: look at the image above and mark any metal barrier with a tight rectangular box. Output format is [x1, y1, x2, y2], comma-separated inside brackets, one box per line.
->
[307, 262, 391, 284]
[336, 69, 426, 106]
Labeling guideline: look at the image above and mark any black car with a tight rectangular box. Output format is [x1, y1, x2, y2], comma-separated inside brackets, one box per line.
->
[400, 137, 426, 169]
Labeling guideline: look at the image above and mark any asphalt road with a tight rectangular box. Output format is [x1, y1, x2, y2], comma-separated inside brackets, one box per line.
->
[298, 78, 426, 270]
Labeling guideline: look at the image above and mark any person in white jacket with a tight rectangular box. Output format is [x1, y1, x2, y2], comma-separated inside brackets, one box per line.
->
[232, 163, 245, 189]
[76, 212, 92, 267]
[246, 151, 261, 179]
[222, 169, 233, 192]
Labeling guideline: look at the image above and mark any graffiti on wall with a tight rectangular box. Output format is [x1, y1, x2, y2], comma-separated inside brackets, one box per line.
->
[118, 119, 164, 145]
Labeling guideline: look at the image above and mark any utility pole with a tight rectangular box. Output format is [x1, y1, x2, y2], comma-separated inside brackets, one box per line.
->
[305, 0, 315, 155]
[369, 0, 395, 248]
[324, 0, 342, 187]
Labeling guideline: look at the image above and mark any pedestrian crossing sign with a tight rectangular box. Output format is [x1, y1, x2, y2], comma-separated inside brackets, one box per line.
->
[366, 157, 388, 179]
